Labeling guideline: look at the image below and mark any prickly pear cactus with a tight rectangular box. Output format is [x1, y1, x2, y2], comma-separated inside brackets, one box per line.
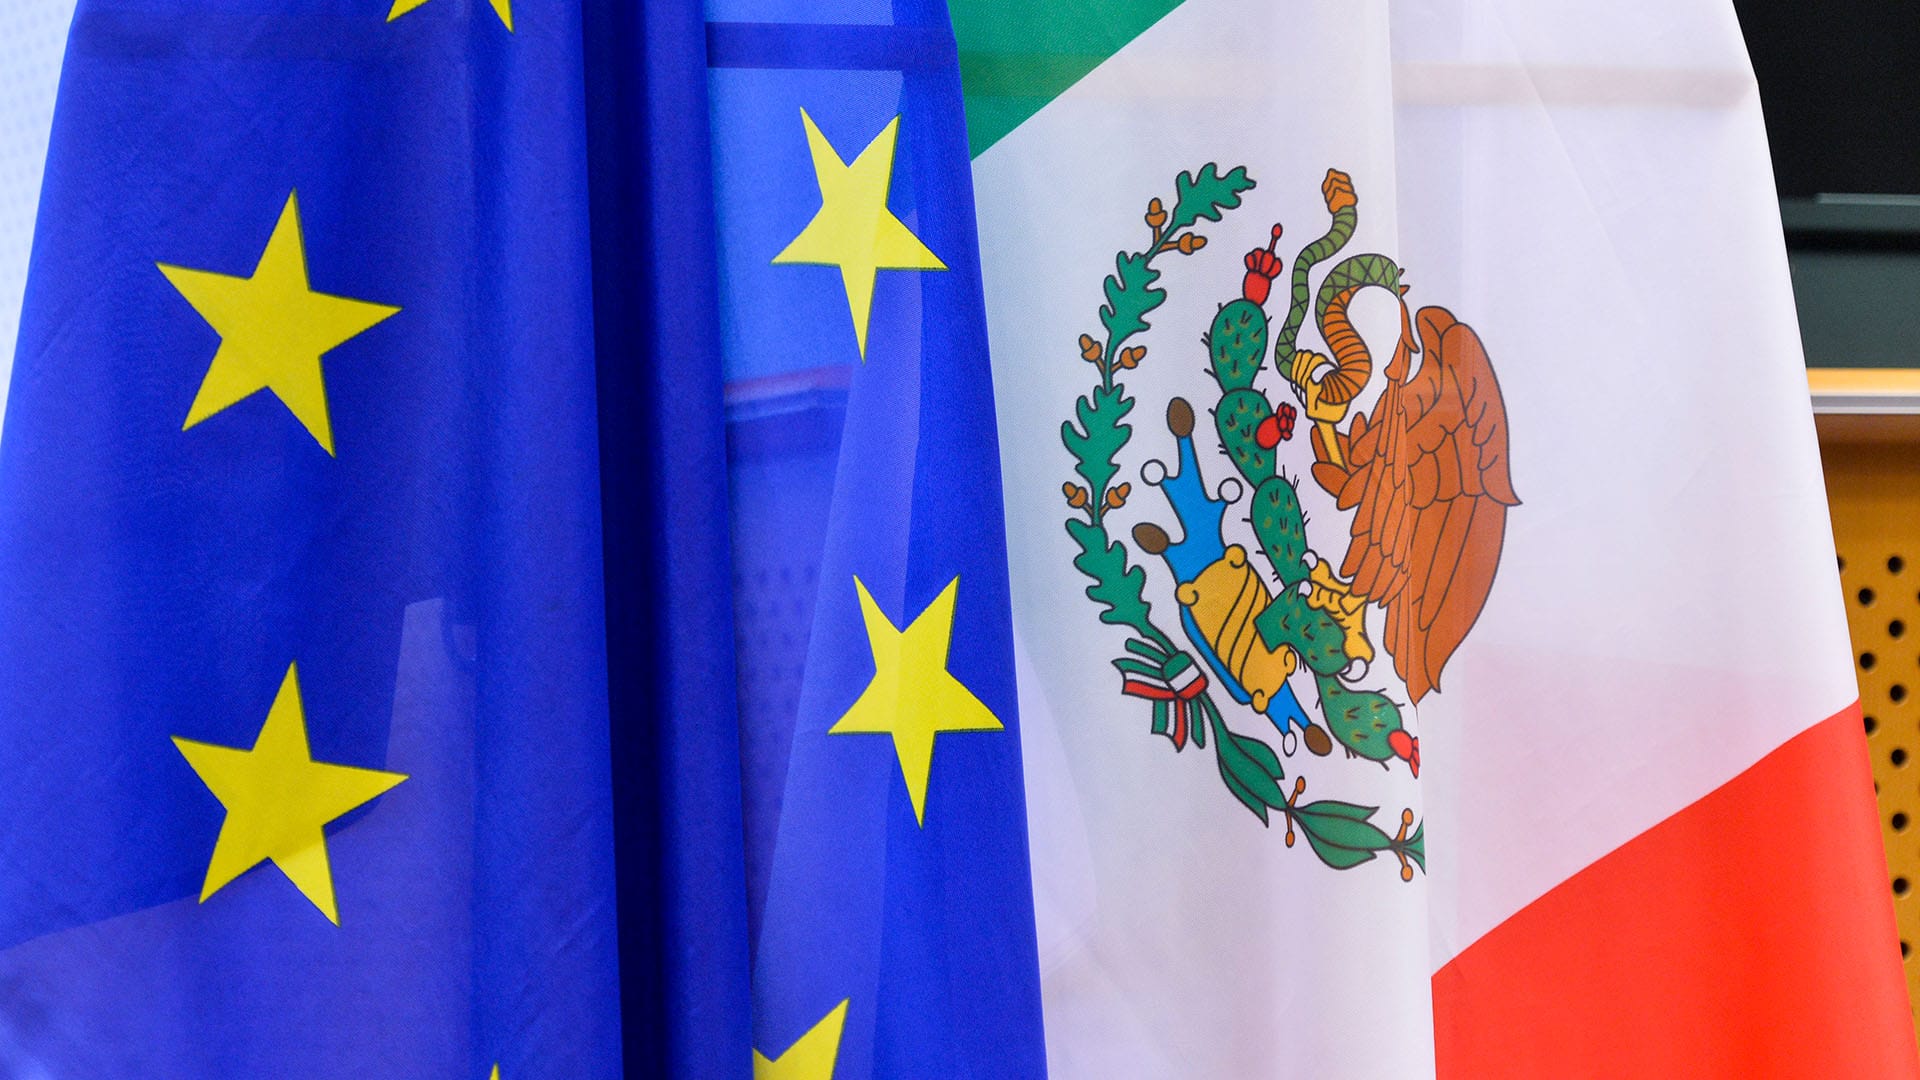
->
[1248, 476, 1309, 587]
[1208, 299, 1267, 391]
[1217, 388, 1275, 482]
[1187, 203, 1416, 772]
[1316, 675, 1403, 764]
[1255, 589, 1348, 677]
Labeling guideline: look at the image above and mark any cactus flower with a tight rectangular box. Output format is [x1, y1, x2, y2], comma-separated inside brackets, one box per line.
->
[1242, 223, 1285, 305]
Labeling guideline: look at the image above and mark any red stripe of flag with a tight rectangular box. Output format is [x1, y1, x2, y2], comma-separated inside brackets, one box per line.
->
[1434, 703, 1919, 1078]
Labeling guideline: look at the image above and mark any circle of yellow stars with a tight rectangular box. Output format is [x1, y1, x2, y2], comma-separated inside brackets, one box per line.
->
[147, 0, 536, 1070]
[153, 15, 983, 1065]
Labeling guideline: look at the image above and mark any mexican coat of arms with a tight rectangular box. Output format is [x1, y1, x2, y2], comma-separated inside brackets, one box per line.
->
[1056, 164, 1518, 877]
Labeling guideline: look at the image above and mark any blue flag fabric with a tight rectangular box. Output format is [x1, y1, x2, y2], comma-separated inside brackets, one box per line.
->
[0, 0, 1045, 1074]
[581, 0, 755, 1075]
[0, 0, 623, 1075]
[708, 1, 1049, 1076]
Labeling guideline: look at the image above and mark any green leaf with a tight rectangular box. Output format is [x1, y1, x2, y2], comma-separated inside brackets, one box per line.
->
[1065, 518, 1157, 640]
[1234, 730, 1285, 784]
[1295, 804, 1394, 848]
[1060, 384, 1133, 499]
[1099, 251, 1165, 346]
[1302, 829, 1380, 870]
[1296, 798, 1379, 823]
[1292, 802, 1396, 871]
[1204, 718, 1270, 823]
[1167, 164, 1256, 234]
[1220, 769, 1271, 824]
[1209, 713, 1288, 824]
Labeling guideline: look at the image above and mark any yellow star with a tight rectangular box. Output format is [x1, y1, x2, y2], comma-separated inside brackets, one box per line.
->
[159, 191, 399, 456]
[172, 663, 408, 925]
[829, 577, 1002, 826]
[386, 0, 512, 31]
[755, 999, 848, 1080]
[488, 1067, 500, 1080]
[772, 110, 945, 360]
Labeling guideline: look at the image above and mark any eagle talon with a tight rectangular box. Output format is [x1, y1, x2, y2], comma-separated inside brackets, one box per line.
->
[1293, 351, 1351, 425]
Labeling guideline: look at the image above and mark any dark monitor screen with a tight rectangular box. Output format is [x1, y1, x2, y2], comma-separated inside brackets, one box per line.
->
[1735, 2, 1920, 198]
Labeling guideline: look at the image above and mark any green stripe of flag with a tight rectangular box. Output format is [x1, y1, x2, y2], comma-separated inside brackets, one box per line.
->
[950, 0, 1186, 157]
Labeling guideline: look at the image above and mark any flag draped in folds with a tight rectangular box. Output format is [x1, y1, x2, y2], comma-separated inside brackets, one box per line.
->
[707, 1, 1049, 1077]
[5, 0, 1918, 1076]
[0, 0, 1047, 1073]
[956, 0, 1920, 1076]
[0, 0, 626, 1074]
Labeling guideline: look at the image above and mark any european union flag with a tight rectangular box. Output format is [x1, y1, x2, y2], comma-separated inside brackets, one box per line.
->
[708, 1, 1048, 1076]
[0, 0, 1042, 1072]
[0, 0, 623, 1074]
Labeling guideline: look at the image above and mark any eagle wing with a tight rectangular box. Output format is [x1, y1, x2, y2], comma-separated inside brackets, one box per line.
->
[1310, 305, 1517, 702]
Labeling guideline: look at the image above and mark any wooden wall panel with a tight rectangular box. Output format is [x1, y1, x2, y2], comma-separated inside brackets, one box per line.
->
[1823, 422, 1920, 1032]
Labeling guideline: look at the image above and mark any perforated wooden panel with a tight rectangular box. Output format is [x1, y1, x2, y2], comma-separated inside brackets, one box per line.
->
[1822, 422, 1920, 1031]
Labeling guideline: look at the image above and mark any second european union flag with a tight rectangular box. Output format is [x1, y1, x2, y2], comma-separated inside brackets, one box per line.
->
[709, 1, 1047, 1076]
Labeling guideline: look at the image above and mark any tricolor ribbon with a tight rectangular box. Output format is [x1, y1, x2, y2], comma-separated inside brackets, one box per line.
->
[1120, 660, 1209, 750]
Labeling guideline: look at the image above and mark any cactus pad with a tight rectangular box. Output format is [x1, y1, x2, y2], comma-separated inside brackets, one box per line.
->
[1217, 389, 1275, 482]
[1209, 299, 1268, 391]
[1248, 476, 1310, 587]
[1255, 590, 1347, 677]
[1315, 675, 1404, 762]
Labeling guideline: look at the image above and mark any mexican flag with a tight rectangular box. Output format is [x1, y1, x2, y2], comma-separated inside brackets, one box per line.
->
[958, 0, 1920, 1075]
